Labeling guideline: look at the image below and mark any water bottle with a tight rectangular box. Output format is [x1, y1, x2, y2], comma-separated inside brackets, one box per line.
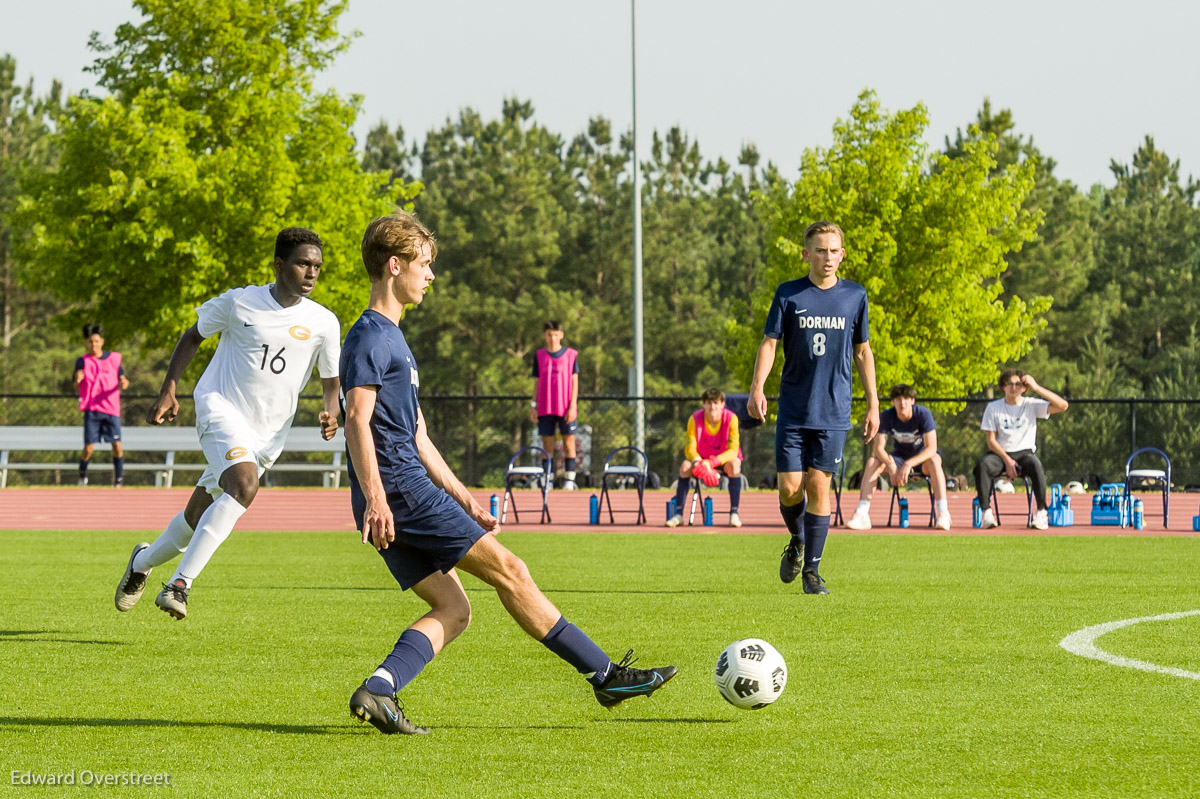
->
[489, 494, 499, 517]
[666, 498, 676, 521]
[703, 496, 714, 526]
[898, 496, 909, 528]
[589, 494, 600, 525]
[972, 498, 982, 527]
[1133, 498, 1145, 530]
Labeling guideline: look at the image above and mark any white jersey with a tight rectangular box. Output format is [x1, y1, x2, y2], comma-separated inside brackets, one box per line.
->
[193, 284, 340, 436]
[980, 397, 1049, 453]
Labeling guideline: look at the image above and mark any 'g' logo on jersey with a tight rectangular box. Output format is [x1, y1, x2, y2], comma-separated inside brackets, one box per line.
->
[289, 326, 311, 341]
[225, 447, 248, 460]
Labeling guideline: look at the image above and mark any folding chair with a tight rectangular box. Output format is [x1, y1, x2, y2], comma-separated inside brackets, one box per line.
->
[991, 476, 1033, 527]
[502, 446, 552, 524]
[598, 446, 648, 525]
[1123, 447, 1170, 529]
[887, 474, 936, 528]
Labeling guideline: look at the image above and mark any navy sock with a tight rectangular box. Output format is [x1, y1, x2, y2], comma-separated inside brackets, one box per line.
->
[728, 478, 741, 514]
[542, 616, 613, 686]
[565, 457, 576, 473]
[803, 512, 830, 574]
[366, 628, 435, 694]
[78, 459, 88, 479]
[673, 476, 691, 512]
[780, 499, 806, 545]
[113, 456, 124, 484]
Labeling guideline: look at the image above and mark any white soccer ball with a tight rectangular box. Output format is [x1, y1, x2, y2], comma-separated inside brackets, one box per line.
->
[714, 638, 787, 710]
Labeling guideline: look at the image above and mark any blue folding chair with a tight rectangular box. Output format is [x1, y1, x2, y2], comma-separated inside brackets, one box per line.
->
[1123, 447, 1170, 529]
[502, 446, 552, 524]
[598, 446, 649, 525]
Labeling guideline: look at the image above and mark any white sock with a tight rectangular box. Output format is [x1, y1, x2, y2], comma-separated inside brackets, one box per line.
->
[371, 668, 395, 688]
[856, 500, 871, 515]
[937, 499, 949, 515]
[565, 471, 576, 481]
[133, 512, 195, 572]
[171, 494, 248, 587]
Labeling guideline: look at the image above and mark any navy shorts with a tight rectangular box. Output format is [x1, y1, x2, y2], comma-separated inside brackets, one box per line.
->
[83, 411, 122, 446]
[775, 426, 847, 474]
[537, 415, 577, 437]
[351, 486, 487, 591]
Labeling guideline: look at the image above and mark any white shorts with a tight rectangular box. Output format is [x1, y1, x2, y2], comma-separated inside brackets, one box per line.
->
[195, 413, 287, 497]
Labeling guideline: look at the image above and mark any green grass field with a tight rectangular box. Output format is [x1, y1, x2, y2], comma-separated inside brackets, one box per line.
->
[3, 529, 1199, 798]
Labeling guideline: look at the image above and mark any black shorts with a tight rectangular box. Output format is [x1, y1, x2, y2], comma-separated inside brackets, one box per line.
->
[351, 486, 487, 591]
[537, 415, 577, 437]
[83, 411, 122, 446]
[774, 426, 846, 474]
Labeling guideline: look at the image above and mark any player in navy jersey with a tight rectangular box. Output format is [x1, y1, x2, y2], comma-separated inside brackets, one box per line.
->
[341, 211, 676, 735]
[748, 221, 879, 594]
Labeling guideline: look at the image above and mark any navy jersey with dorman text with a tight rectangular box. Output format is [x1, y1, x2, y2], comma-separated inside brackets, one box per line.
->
[763, 276, 869, 431]
[340, 310, 439, 506]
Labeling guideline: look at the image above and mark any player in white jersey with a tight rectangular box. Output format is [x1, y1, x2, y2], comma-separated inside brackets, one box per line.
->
[112, 228, 341, 620]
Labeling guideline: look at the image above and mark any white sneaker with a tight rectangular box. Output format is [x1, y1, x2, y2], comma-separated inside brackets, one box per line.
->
[563, 479, 578, 491]
[845, 510, 872, 530]
[936, 512, 952, 531]
[1032, 509, 1049, 530]
[729, 512, 742, 528]
[665, 513, 683, 528]
[981, 509, 999, 529]
[78, 477, 88, 487]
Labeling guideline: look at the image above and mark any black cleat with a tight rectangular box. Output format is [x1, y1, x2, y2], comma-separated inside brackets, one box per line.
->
[779, 541, 804, 584]
[349, 682, 429, 735]
[593, 650, 677, 708]
[802, 570, 830, 595]
[155, 579, 190, 619]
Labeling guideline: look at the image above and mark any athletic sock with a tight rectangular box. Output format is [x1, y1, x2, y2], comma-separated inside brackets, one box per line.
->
[134, 511, 195, 572]
[565, 458, 576, 474]
[113, 456, 124, 485]
[728, 477, 741, 514]
[78, 459, 88, 479]
[936, 499, 949, 515]
[541, 616, 613, 685]
[673, 476, 691, 512]
[803, 512, 830, 574]
[856, 500, 871, 515]
[366, 628, 435, 694]
[780, 499, 806, 545]
[171, 493, 248, 586]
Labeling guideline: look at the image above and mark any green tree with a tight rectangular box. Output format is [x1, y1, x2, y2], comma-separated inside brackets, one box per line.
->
[727, 91, 1047, 405]
[13, 0, 417, 348]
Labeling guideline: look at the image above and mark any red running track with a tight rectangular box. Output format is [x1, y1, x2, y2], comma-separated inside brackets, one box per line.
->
[2, 487, 1198, 536]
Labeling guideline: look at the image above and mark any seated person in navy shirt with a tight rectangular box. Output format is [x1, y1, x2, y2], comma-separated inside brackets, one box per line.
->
[846, 384, 951, 530]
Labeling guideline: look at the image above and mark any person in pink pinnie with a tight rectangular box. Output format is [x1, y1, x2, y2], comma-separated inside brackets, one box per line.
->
[529, 320, 580, 490]
[74, 323, 130, 487]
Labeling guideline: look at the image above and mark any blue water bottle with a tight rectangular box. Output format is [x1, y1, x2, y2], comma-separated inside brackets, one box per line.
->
[972, 498, 982, 528]
[489, 494, 499, 517]
[898, 496, 909, 528]
[589, 494, 600, 525]
[1133, 498, 1145, 530]
[703, 496, 714, 526]
[666, 498, 677, 521]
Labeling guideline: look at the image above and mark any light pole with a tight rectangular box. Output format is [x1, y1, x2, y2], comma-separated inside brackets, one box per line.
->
[630, 0, 645, 454]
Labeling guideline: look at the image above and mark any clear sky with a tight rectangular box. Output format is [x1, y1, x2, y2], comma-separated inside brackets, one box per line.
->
[4, 0, 1199, 190]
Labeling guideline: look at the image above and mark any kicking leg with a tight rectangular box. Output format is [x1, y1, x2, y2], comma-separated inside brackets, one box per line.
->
[114, 486, 209, 612]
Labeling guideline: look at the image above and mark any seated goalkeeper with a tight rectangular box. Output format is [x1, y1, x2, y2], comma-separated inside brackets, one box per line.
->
[666, 387, 744, 528]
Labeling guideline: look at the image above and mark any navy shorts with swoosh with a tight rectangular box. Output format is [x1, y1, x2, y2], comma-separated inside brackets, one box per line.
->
[774, 426, 846, 474]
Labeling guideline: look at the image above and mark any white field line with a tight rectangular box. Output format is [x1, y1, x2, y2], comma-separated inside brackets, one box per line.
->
[1059, 609, 1200, 680]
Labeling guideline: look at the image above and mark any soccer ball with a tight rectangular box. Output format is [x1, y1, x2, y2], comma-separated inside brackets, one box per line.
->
[714, 638, 787, 709]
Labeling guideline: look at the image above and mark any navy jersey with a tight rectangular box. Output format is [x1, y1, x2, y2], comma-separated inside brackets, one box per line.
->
[340, 310, 438, 504]
[764, 276, 869, 430]
[880, 404, 936, 459]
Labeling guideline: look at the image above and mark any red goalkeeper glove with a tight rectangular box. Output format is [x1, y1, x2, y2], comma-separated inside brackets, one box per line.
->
[693, 458, 720, 487]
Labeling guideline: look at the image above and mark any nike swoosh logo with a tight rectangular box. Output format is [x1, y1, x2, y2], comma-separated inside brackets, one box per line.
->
[795, 308, 807, 314]
[243, 322, 255, 327]
[609, 674, 664, 693]
[834, 458, 842, 464]
[384, 705, 398, 723]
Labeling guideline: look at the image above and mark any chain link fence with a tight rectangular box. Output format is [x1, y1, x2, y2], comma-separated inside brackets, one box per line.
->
[3, 393, 1198, 491]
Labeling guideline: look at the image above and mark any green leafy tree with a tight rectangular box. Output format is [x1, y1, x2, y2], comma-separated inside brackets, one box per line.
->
[13, 0, 417, 349]
[727, 91, 1046, 406]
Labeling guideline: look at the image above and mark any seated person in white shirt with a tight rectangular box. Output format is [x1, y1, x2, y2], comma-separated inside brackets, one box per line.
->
[974, 369, 1069, 530]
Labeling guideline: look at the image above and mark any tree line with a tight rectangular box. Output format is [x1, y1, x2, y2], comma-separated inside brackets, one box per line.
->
[2, 0, 1198, 417]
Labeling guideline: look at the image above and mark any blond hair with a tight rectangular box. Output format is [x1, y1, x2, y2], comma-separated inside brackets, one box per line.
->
[803, 220, 845, 248]
[361, 211, 438, 281]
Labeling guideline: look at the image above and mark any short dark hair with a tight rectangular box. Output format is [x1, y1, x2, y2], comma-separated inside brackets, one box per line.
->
[275, 227, 323, 262]
[82, 323, 104, 339]
[889, 383, 916, 400]
[999, 368, 1026, 388]
[701, 388, 726, 403]
[543, 320, 564, 332]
